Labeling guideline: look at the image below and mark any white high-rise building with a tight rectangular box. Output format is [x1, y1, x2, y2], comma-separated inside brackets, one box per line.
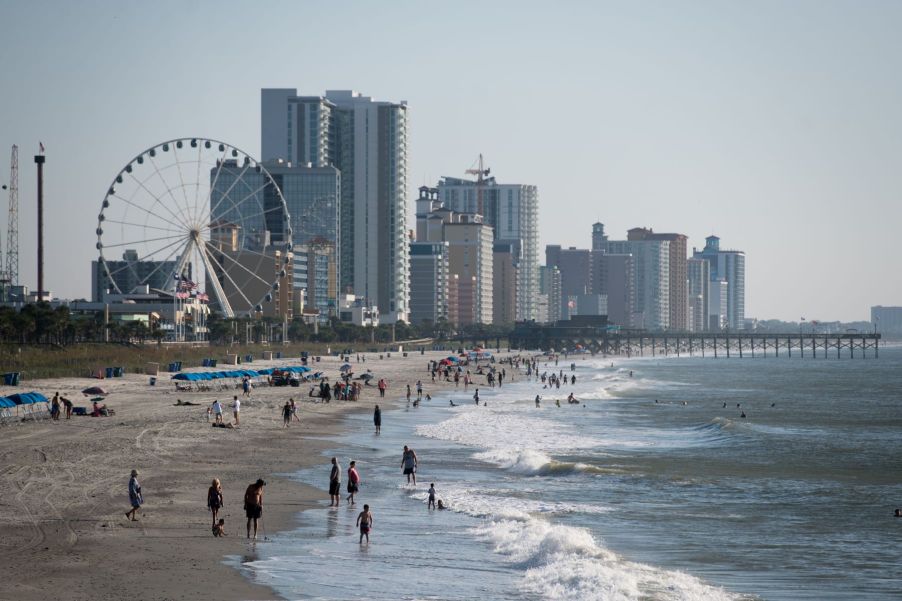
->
[603, 238, 670, 330]
[692, 236, 745, 330]
[261, 89, 410, 323]
[436, 175, 538, 322]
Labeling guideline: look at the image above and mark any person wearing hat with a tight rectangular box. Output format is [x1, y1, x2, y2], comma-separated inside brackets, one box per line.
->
[244, 479, 266, 540]
[125, 469, 143, 521]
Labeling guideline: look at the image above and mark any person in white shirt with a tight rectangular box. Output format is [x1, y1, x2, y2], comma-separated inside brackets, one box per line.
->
[212, 400, 224, 424]
[232, 395, 241, 426]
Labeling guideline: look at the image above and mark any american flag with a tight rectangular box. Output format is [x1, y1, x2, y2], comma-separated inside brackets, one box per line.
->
[174, 273, 197, 291]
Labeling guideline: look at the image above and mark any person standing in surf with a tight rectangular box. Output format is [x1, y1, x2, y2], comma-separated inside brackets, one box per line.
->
[373, 404, 382, 434]
[346, 460, 361, 505]
[329, 457, 341, 506]
[401, 445, 418, 485]
[356, 504, 373, 544]
[243, 479, 265, 540]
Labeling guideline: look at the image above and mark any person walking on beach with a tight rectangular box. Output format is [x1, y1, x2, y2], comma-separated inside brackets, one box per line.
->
[242, 376, 252, 398]
[378, 378, 387, 398]
[125, 469, 143, 521]
[535, 395, 541, 408]
[243, 479, 265, 540]
[401, 446, 418, 485]
[291, 398, 300, 422]
[373, 404, 381, 434]
[232, 395, 241, 426]
[406, 384, 411, 402]
[416, 380, 423, 400]
[346, 460, 360, 505]
[208, 478, 223, 527]
[428, 483, 437, 510]
[473, 389, 480, 405]
[329, 457, 342, 506]
[356, 504, 373, 544]
[282, 401, 292, 427]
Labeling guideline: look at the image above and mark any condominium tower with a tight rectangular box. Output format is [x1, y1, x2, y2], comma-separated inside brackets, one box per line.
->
[693, 235, 745, 330]
[261, 89, 410, 322]
[436, 174, 538, 321]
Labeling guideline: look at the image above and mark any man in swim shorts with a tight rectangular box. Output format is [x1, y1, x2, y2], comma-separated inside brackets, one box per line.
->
[356, 504, 373, 543]
[243, 479, 265, 540]
[401, 445, 418, 485]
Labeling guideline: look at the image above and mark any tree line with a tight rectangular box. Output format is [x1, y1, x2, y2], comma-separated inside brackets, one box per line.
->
[0, 304, 513, 346]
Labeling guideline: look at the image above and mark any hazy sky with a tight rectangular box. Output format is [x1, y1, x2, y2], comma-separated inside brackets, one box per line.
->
[1, 0, 900, 321]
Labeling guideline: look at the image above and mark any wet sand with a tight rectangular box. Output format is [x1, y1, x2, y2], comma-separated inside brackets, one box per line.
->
[0, 350, 471, 601]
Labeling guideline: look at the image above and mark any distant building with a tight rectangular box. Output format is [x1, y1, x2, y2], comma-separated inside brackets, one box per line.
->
[409, 241, 450, 325]
[210, 159, 339, 320]
[206, 225, 293, 320]
[603, 236, 670, 330]
[545, 246, 593, 319]
[337, 294, 379, 327]
[292, 242, 337, 320]
[591, 222, 607, 251]
[565, 294, 608, 319]
[687, 258, 710, 332]
[261, 89, 410, 323]
[709, 278, 729, 331]
[538, 265, 562, 324]
[92, 249, 180, 302]
[416, 190, 494, 326]
[593, 253, 636, 328]
[693, 235, 745, 330]
[437, 174, 538, 321]
[443, 214, 493, 326]
[493, 243, 518, 325]
[627, 228, 688, 331]
[871, 306, 902, 334]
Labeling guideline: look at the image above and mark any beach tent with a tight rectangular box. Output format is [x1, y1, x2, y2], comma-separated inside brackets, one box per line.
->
[4, 392, 49, 419]
[0, 397, 17, 408]
[9, 392, 49, 405]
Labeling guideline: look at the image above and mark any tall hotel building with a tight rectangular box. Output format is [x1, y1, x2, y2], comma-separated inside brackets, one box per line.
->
[436, 175, 538, 322]
[261, 89, 410, 323]
[693, 235, 745, 330]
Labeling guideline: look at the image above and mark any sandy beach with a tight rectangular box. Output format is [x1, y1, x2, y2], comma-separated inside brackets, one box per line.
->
[0, 349, 471, 601]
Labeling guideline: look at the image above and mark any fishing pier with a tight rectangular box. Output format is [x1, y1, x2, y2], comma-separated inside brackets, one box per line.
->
[509, 320, 881, 359]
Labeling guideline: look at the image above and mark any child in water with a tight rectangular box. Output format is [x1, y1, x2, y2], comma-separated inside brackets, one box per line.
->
[356, 504, 373, 543]
[428, 483, 437, 510]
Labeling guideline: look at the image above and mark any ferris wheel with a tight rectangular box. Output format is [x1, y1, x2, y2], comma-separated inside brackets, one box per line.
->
[95, 138, 293, 318]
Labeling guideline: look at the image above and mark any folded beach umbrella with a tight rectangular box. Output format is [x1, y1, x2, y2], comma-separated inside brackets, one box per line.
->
[82, 386, 109, 396]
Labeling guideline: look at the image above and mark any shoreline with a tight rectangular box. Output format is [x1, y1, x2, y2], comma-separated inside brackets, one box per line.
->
[0, 351, 473, 601]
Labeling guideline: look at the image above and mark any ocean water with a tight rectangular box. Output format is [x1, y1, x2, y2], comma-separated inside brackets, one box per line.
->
[235, 347, 902, 600]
